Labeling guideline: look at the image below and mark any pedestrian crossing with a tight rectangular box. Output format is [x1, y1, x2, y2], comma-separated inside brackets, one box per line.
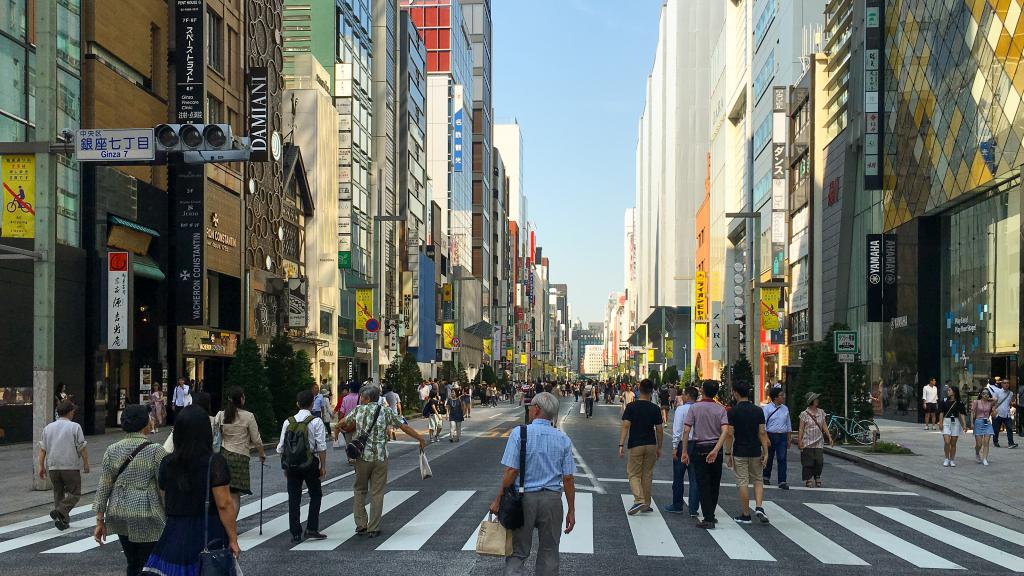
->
[3, 490, 1024, 572]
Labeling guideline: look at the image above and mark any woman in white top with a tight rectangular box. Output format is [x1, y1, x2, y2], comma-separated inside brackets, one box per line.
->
[215, 386, 266, 513]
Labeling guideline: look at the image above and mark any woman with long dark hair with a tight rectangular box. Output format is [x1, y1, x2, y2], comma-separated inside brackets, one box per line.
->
[141, 406, 239, 575]
[215, 386, 266, 515]
[972, 387, 995, 465]
[940, 384, 968, 467]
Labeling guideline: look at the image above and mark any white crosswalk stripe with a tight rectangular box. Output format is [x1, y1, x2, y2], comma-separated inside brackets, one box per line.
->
[806, 503, 962, 570]
[0, 505, 92, 537]
[376, 490, 474, 550]
[238, 491, 351, 551]
[292, 491, 416, 551]
[869, 506, 1024, 572]
[759, 501, 866, 565]
[4, 490, 1024, 572]
[621, 495, 682, 557]
[43, 492, 293, 554]
[930, 510, 1024, 547]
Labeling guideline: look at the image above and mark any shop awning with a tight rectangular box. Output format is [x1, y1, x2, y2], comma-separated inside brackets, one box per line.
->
[342, 270, 375, 289]
[464, 320, 494, 339]
[133, 254, 165, 281]
[110, 215, 160, 237]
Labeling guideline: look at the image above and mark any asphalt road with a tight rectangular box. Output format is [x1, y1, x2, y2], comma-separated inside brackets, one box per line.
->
[2, 396, 1024, 576]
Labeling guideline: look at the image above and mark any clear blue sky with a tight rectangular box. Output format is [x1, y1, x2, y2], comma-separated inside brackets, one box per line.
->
[492, 0, 663, 324]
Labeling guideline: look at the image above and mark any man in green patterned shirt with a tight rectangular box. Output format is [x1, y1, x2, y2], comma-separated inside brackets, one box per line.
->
[341, 384, 426, 537]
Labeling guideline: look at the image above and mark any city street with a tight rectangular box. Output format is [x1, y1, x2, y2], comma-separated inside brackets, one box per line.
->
[2, 399, 1023, 575]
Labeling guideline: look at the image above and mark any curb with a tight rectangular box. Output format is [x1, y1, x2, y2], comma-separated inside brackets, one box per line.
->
[823, 446, 1003, 513]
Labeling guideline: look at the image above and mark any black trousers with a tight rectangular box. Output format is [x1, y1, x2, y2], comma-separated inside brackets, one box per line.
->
[692, 449, 723, 522]
[117, 535, 155, 576]
[286, 459, 322, 536]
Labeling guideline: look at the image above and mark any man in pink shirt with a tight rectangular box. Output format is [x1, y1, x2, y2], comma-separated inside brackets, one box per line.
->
[681, 380, 730, 530]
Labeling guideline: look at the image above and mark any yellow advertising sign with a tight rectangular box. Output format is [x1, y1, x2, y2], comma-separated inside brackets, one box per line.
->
[519, 353, 527, 365]
[665, 338, 674, 360]
[694, 322, 708, 351]
[695, 270, 708, 321]
[506, 349, 513, 362]
[1, 155, 36, 238]
[761, 287, 781, 331]
[483, 338, 492, 358]
[442, 283, 453, 302]
[355, 288, 373, 329]
[647, 348, 655, 362]
[442, 322, 456, 349]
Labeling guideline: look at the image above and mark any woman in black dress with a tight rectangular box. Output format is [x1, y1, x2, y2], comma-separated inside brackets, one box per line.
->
[142, 406, 240, 576]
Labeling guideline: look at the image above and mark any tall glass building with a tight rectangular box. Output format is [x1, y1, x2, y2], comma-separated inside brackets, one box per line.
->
[882, 0, 1024, 410]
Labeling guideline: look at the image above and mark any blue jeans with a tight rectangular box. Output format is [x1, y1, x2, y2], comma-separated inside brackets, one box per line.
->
[764, 432, 789, 484]
[671, 442, 699, 515]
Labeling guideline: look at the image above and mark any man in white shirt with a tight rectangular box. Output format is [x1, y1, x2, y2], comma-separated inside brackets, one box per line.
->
[277, 389, 328, 544]
[38, 400, 90, 530]
[418, 381, 431, 412]
[922, 378, 939, 431]
[989, 378, 1017, 448]
[664, 386, 699, 517]
[171, 378, 190, 423]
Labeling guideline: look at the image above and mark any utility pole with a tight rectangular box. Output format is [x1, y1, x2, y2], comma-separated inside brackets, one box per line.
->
[32, 1, 58, 491]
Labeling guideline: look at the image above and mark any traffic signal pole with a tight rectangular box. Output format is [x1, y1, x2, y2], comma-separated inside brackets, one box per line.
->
[32, 0, 58, 491]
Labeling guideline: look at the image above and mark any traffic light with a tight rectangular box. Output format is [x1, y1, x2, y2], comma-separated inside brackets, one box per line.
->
[154, 123, 251, 163]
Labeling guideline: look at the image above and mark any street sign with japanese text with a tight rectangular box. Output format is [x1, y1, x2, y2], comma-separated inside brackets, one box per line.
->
[75, 129, 155, 161]
[834, 331, 858, 355]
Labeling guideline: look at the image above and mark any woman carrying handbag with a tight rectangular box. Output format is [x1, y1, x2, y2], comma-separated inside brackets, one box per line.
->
[142, 406, 240, 576]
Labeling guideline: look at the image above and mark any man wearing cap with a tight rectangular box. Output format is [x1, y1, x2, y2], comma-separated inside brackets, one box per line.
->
[93, 405, 167, 575]
[38, 400, 90, 530]
[491, 392, 576, 576]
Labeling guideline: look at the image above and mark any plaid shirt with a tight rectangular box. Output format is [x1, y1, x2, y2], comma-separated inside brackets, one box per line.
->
[93, 434, 168, 542]
[344, 403, 401, 462]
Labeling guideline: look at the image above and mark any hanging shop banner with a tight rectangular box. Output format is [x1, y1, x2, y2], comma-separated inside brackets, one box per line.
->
[452, 85, 464, 172]
[760, 287, 781, 331]
[1, 154, 35, 238]
[647, 349, 655, 363]
[355, 288, 373, 329]
[694, 270, 708, 321]
[866, 234, 884, 321]
[442, 322, 456, 349]
[864, 0, 883, 189]
[694, 323, 708, 354]
[247, 67, 270, 161]
[107, 251, 131, 350]
[442, 283, 453, 302]
[173, 164, 205, 325]
[883, 233, 898, 320]
[287, 278, 308, 328]
[483, 338, 493, 359]
[664, 338, 674, 360]
[507, 349, 513, 362]
[174, 0, 205, 122]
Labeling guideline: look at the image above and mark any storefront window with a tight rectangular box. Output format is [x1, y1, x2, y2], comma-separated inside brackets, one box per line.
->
[941, 187, 1020, 398]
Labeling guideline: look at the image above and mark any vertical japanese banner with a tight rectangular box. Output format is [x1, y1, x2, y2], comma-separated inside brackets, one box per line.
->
[760, 287, 781, 331]
[107, 251, 132, 350]
[355, 288, 373, 330]
[1, 154, 36, 238]
[443, 322, 456, 350]
[483, 338, 492, 360]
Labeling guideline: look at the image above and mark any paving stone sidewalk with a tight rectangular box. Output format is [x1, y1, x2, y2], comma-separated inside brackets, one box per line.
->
[826, 417, 1023, 516]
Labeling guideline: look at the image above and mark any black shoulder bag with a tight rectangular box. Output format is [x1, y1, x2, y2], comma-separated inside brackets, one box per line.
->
[498, 425, 527, 530]
[346, 404, 382, 461]
[199, 455, 235, 576]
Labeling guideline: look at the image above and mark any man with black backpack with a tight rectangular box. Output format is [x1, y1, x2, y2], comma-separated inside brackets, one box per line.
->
[277, 389, 328, 544]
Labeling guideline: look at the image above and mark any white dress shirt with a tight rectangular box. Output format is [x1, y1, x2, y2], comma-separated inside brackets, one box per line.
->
[672, 401, 695, 447]
[276, 409, 328, 455]
[172, 384, 190, 407]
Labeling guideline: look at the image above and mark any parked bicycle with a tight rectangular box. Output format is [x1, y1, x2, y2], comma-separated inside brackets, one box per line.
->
[826, 414, 880, 445]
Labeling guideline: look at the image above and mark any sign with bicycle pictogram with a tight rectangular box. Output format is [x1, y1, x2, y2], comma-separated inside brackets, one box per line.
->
[1, 154, 35, 239]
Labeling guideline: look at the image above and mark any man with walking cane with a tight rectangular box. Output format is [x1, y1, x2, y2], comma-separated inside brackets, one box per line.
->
[259, 461, 265, 535]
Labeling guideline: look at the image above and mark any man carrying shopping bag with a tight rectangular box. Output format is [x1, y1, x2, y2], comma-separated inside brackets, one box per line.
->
[489, 392, 576, 576]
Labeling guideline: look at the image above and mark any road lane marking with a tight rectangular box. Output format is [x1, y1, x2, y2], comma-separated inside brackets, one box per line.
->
[320, 470, 355, 488]
[239, 491, 351, 551]
[683, 497, 774, 561]
[0, 505, 92, 536]
[0, 518, 93, 554]
[44, 492, 292, 554]
[293, 490, 416, 551]
[462, 513, 490, 551]
[869, 506, 1024, 572]
[376, 490, 475, 550]
[560, 492, 593, 554]
[929, 510, 1024, 546]
[760, 501, 866, 565]
[621, 495, 682, 557]
[807, 504, 962, 569]
[594, 477, 917, 496]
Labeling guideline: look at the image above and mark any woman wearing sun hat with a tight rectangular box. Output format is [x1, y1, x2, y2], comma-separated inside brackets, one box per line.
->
[797, 392, 833, 487]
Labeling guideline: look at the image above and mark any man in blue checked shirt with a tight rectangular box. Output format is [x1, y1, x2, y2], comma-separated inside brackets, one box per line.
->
[490, 392, 576, 576]
[762, 385, 793, 489]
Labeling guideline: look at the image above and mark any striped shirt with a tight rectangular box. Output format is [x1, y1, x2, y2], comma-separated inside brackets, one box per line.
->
[799, 408, 827, 448]
[500, 419, 576, 493]
[343, 403, 402, 462]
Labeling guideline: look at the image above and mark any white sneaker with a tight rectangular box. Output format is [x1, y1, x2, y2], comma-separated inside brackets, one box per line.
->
[950, 460, 956, 467]
[983, 459, 989, 466]
[942, 459, 950, 467]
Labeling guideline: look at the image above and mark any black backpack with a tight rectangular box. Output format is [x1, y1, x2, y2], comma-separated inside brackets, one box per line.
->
[281, 415, 315, 472]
